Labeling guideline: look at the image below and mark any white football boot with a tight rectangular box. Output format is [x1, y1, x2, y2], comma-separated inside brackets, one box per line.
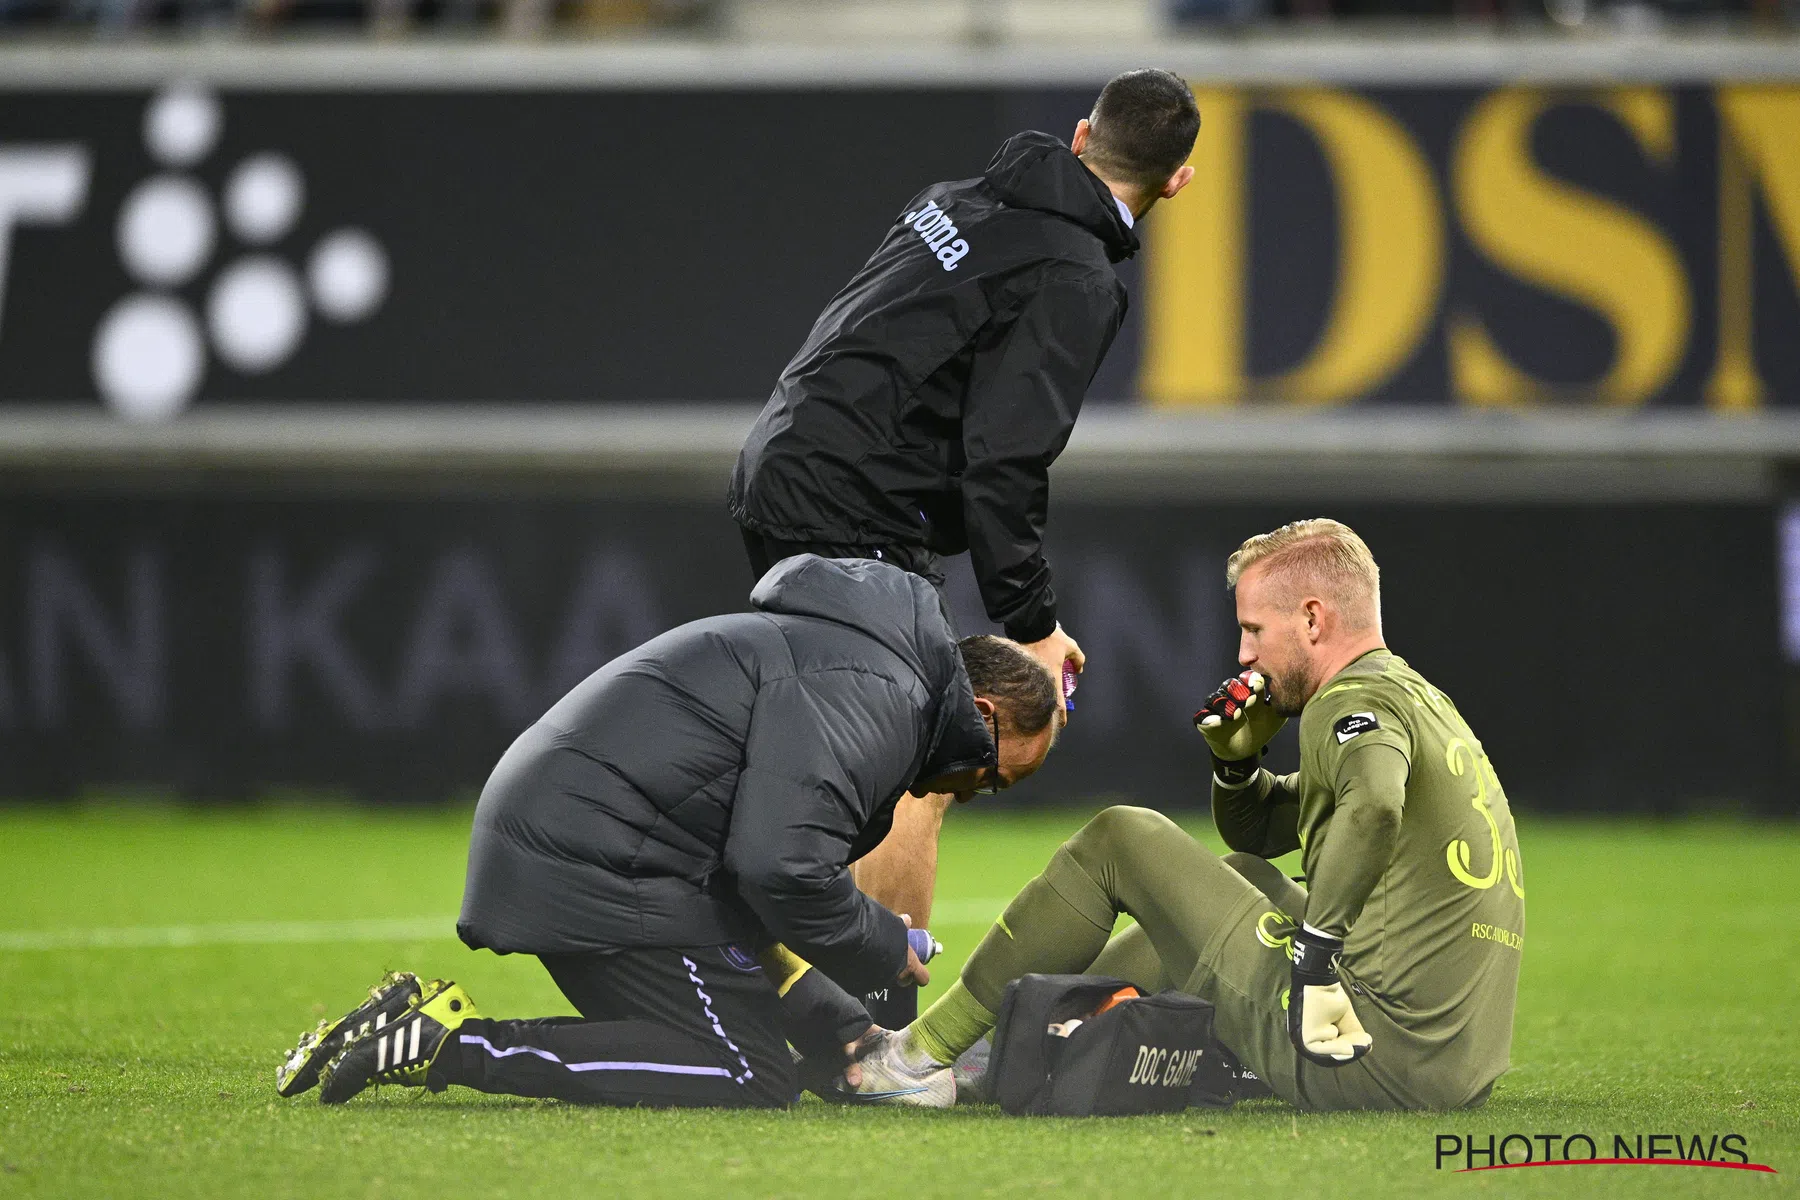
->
[845, 1028, 955, 1108]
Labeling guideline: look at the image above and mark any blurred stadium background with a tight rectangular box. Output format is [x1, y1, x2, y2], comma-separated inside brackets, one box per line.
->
[6, 24, 1800, 1195]
[1, 10, 1798, 823]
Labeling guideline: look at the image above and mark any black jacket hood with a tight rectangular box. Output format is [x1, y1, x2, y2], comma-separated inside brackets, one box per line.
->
[751, 555, 995, 786]
[983, 130, 1140, 263]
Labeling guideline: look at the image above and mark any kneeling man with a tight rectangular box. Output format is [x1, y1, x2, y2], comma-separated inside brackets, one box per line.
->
[858, 519, 1525, 1111]
[275, 555, 1061, 1108]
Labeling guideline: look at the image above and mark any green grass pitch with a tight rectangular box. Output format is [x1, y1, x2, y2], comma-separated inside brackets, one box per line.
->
[1, 804, 1795, 1199]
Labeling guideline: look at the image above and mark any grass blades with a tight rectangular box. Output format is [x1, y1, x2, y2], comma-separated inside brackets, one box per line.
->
[1, 806, 1795, 1198]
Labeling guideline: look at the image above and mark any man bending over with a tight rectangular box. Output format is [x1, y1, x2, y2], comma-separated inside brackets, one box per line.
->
[854, 519, 1525, 1111]
[273, 556, 1061, 1109]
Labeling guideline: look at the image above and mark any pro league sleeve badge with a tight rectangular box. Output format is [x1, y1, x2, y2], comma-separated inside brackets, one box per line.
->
[1334, 712, 1380, 744]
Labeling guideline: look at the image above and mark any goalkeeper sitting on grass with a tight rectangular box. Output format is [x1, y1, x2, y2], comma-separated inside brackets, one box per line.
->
[854, 519, 1526, 1111]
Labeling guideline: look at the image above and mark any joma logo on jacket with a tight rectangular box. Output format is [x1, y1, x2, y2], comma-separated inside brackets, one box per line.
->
[731, 130, 1138, 644]
[901, 199, 971, 271]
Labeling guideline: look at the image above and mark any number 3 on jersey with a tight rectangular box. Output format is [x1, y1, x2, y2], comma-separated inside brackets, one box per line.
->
[1444, 738, 1524, 898]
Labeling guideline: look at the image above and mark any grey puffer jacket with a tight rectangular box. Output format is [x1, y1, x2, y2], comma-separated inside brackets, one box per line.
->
[457, 555, 994, 991]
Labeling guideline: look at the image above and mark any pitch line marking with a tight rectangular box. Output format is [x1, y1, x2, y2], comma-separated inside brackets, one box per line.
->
[922, 899, 1010, 925]
[0, 916, 458, 951]
[0, 901, 1016, 952]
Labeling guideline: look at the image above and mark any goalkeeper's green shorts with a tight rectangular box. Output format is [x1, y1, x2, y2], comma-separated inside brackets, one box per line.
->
[1084, 842, 1472, 1112]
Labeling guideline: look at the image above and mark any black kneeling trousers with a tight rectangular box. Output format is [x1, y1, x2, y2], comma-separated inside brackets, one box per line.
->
[430, 944, 796, 1108]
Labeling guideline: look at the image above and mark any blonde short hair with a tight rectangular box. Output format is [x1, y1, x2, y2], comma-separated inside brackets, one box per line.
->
[1225, 519, 1381, 630]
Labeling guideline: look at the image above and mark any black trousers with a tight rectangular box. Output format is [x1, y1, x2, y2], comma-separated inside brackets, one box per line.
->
[431, 944, 796, 1108]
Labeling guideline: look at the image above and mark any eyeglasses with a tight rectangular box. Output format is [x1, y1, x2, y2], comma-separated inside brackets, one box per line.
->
[974, 711, 1004, 795]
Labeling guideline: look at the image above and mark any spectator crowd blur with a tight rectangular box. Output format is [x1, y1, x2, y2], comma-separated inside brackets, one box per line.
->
[0, 0, 1793, 34]
[1172, 0, 1796, 22]
[0, 0, 713, 33]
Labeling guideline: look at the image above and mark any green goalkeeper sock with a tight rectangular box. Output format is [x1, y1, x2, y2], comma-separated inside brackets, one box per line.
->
[909, 982, 993, 1067]
[910, 847, 1120, 1065]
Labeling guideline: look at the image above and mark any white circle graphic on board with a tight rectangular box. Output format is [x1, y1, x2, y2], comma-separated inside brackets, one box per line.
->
[208, 256, 306, 373]
[144, 83, 222, 168]
[225, 153, 305, 244]
[92, 294, 205, 423]
[117, 175, 216, 287]
[308, 228, 389, 322]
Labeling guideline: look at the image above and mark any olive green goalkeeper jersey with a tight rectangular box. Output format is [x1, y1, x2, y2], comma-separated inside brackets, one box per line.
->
[1217, 648, 1525, 1106]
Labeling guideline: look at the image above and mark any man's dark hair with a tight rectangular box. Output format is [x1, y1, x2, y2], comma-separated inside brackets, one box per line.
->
[959, 634, 1058, 736]
[1083, 68, 1201, 194]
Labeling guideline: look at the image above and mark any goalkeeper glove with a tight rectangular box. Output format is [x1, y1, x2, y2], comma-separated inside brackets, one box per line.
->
[1288, 924, 1373, 1068]
[1194, 671, 1286, 770]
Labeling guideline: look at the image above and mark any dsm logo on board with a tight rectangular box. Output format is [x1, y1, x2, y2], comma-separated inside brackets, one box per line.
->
[0, 82, 389, 423]
[1143, 86, 1800, 411]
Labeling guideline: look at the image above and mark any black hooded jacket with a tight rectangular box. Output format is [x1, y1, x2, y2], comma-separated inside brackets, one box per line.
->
[457, 556, 995, 992]
[728, 131, 1137, 644]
